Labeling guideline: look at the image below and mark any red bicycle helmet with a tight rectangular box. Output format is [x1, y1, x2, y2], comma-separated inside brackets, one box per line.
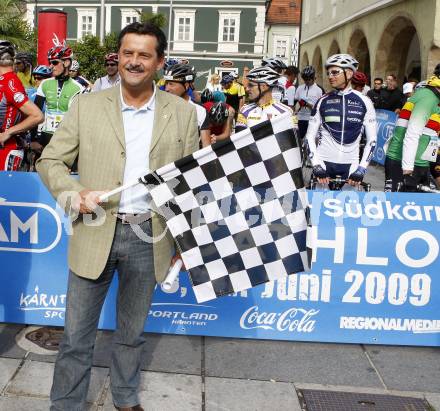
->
[105, 53, 119, 63]
[351, 71, 368, 86]
[47, 45, 73, 61]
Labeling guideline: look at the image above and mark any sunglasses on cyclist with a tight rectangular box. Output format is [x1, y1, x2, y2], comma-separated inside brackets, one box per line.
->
[33, 75, 44, 81]
[105, 63, 117, 67]
[327, 69, 344, 77]
[49, 60, 62, 66]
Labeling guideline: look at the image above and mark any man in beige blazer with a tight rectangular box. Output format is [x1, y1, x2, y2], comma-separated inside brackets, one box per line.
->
[37, 22, 199, 411]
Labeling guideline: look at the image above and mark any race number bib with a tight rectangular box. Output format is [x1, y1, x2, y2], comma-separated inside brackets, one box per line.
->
[421, 136, 439, 162]
[44, 111, 65, 133]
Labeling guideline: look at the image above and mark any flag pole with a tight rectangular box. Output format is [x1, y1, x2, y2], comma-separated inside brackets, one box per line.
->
[100, 0, 105, 45]
[166, 0, 173, 59]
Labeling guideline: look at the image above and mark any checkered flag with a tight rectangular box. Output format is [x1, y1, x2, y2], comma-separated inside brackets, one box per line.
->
[145, 113, 310, 302]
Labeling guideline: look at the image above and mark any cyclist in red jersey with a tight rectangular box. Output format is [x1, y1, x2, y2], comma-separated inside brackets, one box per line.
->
[0, 40, 43, 170]
[201, 89, 235, 143]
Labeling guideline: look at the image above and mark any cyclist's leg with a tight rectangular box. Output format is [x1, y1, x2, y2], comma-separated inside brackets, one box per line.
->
[384, 156, 403, 191]
[297, 120, 309, 141]
[430, 150, 440, 189]
[412, 165, 430, 186]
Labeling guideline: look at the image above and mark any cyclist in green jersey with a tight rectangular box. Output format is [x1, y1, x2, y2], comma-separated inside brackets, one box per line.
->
[30, 44, 84, 154]
[385, 66, 440, 191]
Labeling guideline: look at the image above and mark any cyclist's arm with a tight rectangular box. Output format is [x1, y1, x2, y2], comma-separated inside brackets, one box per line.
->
[235, 111, 247, 133]
[11, 101, 43, 135]
[402, 101, 431, 172]
[305, 100, 324, 167]
[214, 107, 235, 141]
[359, 97, 377, 169]
[199, 110, 211, 147]
[31, 83, 47, 141]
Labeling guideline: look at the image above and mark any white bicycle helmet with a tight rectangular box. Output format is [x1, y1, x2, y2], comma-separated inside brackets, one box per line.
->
[70, 60, 80, 71]
[325, 54, 359, 72]
[246, 66, 280, 86]
[261, 57, 287, 71]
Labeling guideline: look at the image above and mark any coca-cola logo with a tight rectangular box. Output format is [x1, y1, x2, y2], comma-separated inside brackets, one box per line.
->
[239, 305, 319, 333]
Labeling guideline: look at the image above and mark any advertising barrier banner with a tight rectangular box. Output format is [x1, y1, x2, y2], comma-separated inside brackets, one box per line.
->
[1, 172, 439, 346]
[372, 109, 398, 165]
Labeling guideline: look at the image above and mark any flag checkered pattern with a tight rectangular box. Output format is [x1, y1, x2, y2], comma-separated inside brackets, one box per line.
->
[146, 113, 309, 302]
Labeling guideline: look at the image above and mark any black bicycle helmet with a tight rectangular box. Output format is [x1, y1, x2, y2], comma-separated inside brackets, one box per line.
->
[434, 63, 440, 78]
[220, 74, 234, 85]
[15, 51, 33, 65]
[163, 63, 196, 82]
[0, 40, 15, 60]
[201, 88, 214, 104]
[301, 65, 316, 80]
[209, 102, 229, 125]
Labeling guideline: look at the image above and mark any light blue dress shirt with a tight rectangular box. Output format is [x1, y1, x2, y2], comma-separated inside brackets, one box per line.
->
[118, 84, 156, 213]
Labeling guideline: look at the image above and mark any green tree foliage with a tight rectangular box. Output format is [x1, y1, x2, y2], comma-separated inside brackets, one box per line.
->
[70, 32, 120, 82]
[0, 0, 34, 50]
[139, 11, 167, 28]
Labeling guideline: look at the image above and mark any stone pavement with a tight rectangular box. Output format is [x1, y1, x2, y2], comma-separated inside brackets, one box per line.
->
[0, 323, 439, 410]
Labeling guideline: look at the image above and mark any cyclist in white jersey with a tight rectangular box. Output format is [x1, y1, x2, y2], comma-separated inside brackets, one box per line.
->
[305, 54, 377, 186]
[235, 66, 294, 132]
[294, 66, 324, 140]
[93, 53, 120, 92]
[261, 57, 287, 104]
[164, 63, 210, 147]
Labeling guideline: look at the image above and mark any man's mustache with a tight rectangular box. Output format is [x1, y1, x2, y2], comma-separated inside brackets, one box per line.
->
[124, 64, 144, 72]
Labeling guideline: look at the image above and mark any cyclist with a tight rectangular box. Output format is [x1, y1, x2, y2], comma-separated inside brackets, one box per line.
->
[204, 99, 234, 143]
[351, 71, 368, 94]
[235, 66, 293, 133]
[26, 65, 52, 102]
[294, 65, 324, 141]
[69, 60, 91, 90]
[14, 51, 35, 89]
[221, 74, 244, 115]
[31, 44, 84, 152]
[93, 53, 120, 91]
[164, 63, 210, 147]
[0, 40, 43, 171]
[305, 54, 377, 186]
[261, 57, 287, 103]
[385, 65, 440, 191]
[284, 65, 299, 108]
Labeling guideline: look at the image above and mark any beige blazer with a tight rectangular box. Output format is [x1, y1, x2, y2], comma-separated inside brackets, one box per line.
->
[36, 85, 199, 283]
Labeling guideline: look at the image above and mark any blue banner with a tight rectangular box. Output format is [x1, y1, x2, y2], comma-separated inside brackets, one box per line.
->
[1, 172, 440, 346]
[372, 109, 398, 165]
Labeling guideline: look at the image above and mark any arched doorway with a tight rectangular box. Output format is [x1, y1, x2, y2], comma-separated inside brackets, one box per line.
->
[375, 16, 421, 83]
[348, 29, 371, 79]
[312, 46, 323, 88]
[301, 51, 310, 70]
[328, 39, 341, 59]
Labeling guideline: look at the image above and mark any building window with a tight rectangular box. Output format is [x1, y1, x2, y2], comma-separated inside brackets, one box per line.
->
[178, 17, 191, 40]
[77, 8, 96, 39]
[173, 9, 195, 51]
[121, 9, 140, 29]
[218, 11, 240, 53]
[273, 35, 290, 61]
[222, 17, 236, 42]
[275, 39, 288, 58]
